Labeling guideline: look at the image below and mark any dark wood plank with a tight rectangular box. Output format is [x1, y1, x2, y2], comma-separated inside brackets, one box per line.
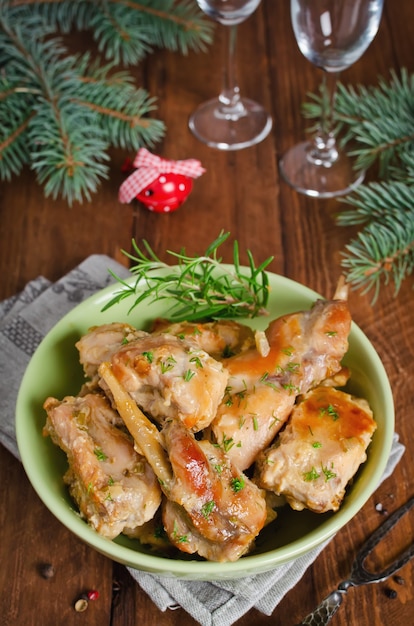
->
[1, 2, 413, 625]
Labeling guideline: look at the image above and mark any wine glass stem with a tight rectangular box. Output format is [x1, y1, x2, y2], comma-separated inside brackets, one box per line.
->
[217, 25, 246, 120]
[307, 71, 340, 167]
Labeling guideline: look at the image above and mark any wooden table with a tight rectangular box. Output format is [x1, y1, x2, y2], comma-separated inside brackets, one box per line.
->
[1, 2, 413, 624]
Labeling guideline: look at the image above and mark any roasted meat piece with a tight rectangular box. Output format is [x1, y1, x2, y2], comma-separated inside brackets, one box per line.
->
[256, 386, 377, 513]
[150, 318, 255, 359]
[161, 419, 267, 562]
[43, 393, 161, 539]
[209, 295, 352, 470]
[104, 332, 228, 431]
[76, 322, 148, 381]
[99, 362, 267, 562]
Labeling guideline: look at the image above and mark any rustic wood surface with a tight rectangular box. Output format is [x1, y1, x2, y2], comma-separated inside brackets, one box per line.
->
[1, 2, 413, 625]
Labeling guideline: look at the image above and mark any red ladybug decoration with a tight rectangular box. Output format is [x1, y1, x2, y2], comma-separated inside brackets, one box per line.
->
[137, 172, 193, 213]
[119, 149, 205, 213]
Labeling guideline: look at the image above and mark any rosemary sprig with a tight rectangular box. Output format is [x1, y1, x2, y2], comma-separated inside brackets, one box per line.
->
[102, 232, 274, 322]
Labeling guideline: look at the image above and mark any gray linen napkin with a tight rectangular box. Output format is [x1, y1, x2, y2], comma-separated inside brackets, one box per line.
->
[0, 255, 405, 626]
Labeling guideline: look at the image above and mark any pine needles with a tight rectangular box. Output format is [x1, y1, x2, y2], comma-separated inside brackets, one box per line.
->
[304, 69, 414, 300]
[338, 183, 414, 301]
[335, 70, 414, 177]
[0, 0, 213, 204]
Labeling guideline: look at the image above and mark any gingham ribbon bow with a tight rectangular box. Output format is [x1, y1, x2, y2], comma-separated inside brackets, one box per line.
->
[119, 148, 206, 204]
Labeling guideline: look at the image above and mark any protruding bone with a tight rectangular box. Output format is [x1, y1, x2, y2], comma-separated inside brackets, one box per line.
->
[98, 361, 173, 488]
[333, 275, 349, 301]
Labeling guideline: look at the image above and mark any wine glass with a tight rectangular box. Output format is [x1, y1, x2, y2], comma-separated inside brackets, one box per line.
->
[189, 0, 272, 150]
[280, 0, 384, 198]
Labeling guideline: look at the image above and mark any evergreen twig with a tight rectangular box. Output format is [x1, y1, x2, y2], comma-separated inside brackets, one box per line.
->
[304, 69, 414, 300]
[338, 183, 414, 302]
[0, 0, 213, 204]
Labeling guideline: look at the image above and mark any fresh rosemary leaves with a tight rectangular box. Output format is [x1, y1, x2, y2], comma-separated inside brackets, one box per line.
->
[102, 232, 273, 322]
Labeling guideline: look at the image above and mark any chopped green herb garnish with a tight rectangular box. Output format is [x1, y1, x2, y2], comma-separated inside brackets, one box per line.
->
[183, 369, 195, 382]
[264, 379, 280, 391]
[282, 382, 300, 395]
[235, 383, 248, 402]
[189, 355, 203, 368]
[303, 466, 320, 482]
[201, 500, 215, 519]
[320, 404, 340, 421]
[269, 413, 280, 428]
[260, 372, 279, 390]
[220, 434, 235, 453]
[172, 520, 189, 543]
[142, 351, 153, 363]
[231, 476, 245, 492]
[160, 355, 177, 373]
[94, 447, 107, 462]
[286, 362, 300, 372]
[322, 464, 337, 481]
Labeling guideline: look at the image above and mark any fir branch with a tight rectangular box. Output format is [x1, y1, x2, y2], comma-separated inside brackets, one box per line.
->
[30, 97, 110, 204]
[71, 55, 165, 149]
[335, 70, 414, 176]
[341, 211, 414, 303]
[0, 74, 36, 177]
[303, 69, 414, 177]
[337, 182, 414, 301]
[304, 69, 414, 300]
[337, 181, 414, 226]
[0, 1, 212, 203]
[12, 0, 214, 63]
[0, 17, 149, 203]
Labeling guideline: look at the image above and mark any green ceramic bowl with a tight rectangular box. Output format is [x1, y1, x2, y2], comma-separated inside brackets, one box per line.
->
[16, 272, 394, 580]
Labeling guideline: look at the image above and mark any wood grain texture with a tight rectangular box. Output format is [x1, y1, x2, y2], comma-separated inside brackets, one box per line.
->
[1, 2, 413, 625]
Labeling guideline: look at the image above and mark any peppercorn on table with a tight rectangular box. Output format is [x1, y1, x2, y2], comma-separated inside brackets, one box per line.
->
[1, 2, 414, 625]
